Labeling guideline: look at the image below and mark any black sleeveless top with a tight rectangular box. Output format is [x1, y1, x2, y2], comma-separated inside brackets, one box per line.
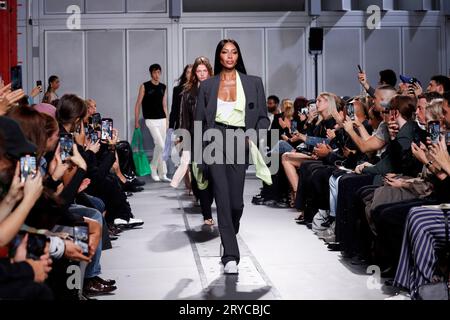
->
[142, 81, 166, 119]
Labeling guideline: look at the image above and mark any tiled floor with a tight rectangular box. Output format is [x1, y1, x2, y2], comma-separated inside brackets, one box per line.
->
[99, 175, 400, 300]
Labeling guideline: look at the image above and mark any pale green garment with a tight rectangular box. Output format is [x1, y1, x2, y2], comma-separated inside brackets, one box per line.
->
[192, 142, 272, 189]
[249, 141, 272, 185]
[215, 72, 246, 127]
[193, 72, 272, 188]
[191, 162, 208, 190]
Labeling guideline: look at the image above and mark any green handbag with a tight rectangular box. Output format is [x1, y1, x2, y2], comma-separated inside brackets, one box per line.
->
[131, 128, 151, 176]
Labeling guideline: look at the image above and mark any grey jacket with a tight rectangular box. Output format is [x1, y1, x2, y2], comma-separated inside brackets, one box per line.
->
[194, 72, 270, 132]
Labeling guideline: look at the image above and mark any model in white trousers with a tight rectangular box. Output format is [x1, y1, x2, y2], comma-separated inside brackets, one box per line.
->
[145, 118, 169, 181]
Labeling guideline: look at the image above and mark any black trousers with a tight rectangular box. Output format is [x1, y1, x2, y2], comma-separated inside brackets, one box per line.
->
[190, 165, 214, 220]
[261, 154, 289, 202]
[116, 140, 137, 178]
[296, 161, 317, 211]
[310, 164, 336, 211]
[209, 163, 247, 265]
[372, 198, 437, 269]
[86, 174, 133, 224]
[335, 174, 375, 256]
[206, 124, 249, 265]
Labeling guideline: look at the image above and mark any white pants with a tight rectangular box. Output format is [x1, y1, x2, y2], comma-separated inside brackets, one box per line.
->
[145, 118, 167, 177]
[170, 151, 191, 188]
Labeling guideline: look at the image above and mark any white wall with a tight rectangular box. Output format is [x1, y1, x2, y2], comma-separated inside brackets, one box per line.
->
[17, 1, 449, 146]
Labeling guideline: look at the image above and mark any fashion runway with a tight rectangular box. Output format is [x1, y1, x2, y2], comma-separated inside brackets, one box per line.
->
[99, 175, 399, 300]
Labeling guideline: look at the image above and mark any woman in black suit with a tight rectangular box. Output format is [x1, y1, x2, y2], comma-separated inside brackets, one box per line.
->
[194, 39, 269, 274]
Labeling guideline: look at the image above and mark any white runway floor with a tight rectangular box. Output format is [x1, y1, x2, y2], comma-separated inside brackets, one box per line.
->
[98, 175, 402, 300]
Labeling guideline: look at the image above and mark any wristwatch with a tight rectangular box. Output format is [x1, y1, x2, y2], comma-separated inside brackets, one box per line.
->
[425, 160, 433, 169]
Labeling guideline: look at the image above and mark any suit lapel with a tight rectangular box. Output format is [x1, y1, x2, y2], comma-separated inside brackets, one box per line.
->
[238, 72, 254, 129]
[206, 75, 220, 126]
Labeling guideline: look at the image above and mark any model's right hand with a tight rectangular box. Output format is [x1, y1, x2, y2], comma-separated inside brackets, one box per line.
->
[135, 120, 140, 129]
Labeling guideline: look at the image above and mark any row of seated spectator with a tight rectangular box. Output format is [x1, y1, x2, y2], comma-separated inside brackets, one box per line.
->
[252, 70, 450, 299]
[0, 77, 147, 300]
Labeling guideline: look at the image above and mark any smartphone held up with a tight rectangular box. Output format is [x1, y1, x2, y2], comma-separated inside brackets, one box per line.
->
[427, 121, 441, 145]
[20, 155, 37, 183]
[101, 118, 113, 141]
[59, 133, 74, 162]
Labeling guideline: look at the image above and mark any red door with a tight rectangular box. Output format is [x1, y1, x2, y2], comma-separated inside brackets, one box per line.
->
[0, 0, 16, 257]
[0, 0, 18, 84]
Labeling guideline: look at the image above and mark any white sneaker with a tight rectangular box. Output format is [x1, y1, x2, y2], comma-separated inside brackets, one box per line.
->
[114, 218, 144, 228]
[223, 261, 238, 274]
[160, 175, 171, 182]
[151, 173, 161, 182]
[114, 218, 128, 226]
[384, 292, 410, 300]
[128, 218, 144, 228]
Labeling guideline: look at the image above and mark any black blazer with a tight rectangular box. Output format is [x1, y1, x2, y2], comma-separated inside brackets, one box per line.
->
[194, 72, 270, 132]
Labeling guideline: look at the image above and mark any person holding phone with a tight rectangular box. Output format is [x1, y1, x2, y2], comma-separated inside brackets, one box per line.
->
[194, 39, 269, 274]
[42, 75, 60, 104]
[358, 68, 397, 98]
[0, 117, 53, 300]
[133, 64, 170, 182]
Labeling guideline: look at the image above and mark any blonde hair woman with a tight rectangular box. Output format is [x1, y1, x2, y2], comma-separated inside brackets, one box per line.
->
[281, 92, 340, 213]
[278, 99, 295, 137]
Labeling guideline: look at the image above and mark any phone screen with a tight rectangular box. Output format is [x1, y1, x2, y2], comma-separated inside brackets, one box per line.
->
[90, 131, 99, 143]
[309, 104, 317, 113]
[74, 224, 89, 256]
[59, 134, 74, 162]
[346, 104, 355, 120]
[300, 108, 308, 115]
[26, 233, 47, 260]
[20, 155, 37, 183]
[11, 66, 22, 90]
[428, 122, 440, 144]
[446, 131, 450, 145]
[92, 113, 101, 131]
[101, 119, 113, 140]
[10, 233, 47, 260]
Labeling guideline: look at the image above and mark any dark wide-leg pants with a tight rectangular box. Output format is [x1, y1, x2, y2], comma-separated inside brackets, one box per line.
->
[209, 163, 247, 265]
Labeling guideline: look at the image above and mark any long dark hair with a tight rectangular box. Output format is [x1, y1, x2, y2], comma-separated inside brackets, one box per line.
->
[7, 106, 48, 161]
[177, 64, 193, 87]
[46, 75, 59, 95]
[184, 57, 213, 93]
[56, 94, 87, 130]
[213, 39, 247, 76]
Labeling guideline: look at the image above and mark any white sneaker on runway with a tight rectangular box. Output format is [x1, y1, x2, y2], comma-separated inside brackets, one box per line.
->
[114, 218, 144, 228]
[223, 261, 238, 274]
[160, 175, 171, 182]
[114, 218, 128, 227]
[128, 218, 144, 228]
[151, 173, 161, 182]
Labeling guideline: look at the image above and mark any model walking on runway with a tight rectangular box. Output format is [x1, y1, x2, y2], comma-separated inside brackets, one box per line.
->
[194, 39, 270, 274]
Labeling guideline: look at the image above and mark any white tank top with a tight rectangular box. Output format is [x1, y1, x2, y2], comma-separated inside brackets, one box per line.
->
[216, 98, 236, 122]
